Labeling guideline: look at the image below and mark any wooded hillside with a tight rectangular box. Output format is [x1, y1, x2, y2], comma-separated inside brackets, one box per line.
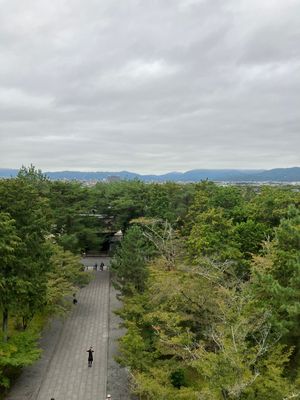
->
[1, 166, 299, 399]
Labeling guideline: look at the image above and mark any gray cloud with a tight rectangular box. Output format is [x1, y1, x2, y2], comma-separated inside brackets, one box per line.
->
[0, 0, 300, 173]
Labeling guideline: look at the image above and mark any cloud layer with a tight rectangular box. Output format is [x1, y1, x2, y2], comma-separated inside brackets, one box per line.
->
[0, 0, 299, 172]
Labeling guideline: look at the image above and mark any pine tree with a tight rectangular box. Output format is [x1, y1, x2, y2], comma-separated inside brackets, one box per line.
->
[111, 225, 149, 295]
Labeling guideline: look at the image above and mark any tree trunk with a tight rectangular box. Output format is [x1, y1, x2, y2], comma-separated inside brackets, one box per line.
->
[22, 316, 28, 330]
[2, 308, 8, 341]
[221, 388, 228, 400]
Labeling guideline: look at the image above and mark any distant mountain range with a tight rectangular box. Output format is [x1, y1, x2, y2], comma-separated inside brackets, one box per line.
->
[1, 167, 300, 182]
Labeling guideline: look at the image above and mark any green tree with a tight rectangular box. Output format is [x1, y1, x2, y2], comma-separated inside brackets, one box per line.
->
[111, 225, 150, 295]
[117, 259, 299, 399]
[0, 178, 52, 334]
[0, 213, 21, 340]
[185, 182, 245, 234]
[187, 207, 241, 263]
[247, 186, 299, 228]
[17, 164, 50, 196]
[251, 207, 300, 370]
[0, 330, 41, 389]
[234, 219, 269, 258]
[45, 243, 90, 315]
[132, 217, 180, 269]
[48, 181, 92, 252]
[103, 180, 148, 230]
[146, 185, 172, 221]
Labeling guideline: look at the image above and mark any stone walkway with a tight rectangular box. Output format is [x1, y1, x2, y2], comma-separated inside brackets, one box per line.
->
[36, 271, 109, 400]
[6, 268, 111, 400]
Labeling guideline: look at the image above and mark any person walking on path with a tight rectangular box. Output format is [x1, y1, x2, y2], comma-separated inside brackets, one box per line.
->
[72, 293, 78, 305]
[87, 346, 94, 367]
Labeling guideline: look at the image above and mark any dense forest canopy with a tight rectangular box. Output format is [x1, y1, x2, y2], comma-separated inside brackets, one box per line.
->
[110, 181, 300, 399]
[0, 165, 299, 399]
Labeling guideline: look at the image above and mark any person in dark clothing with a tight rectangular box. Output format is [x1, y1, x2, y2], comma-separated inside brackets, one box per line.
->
[87, 346, 94, 367]
[100, 262, 104, 271]
[72, 293, 78, 305]
[94, 263, 98, 271]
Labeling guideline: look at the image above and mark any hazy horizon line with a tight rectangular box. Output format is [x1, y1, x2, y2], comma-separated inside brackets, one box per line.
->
[1, 166, 300, 175]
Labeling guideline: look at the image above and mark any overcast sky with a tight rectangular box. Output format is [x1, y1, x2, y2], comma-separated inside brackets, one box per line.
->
[0, 0, 299, 173]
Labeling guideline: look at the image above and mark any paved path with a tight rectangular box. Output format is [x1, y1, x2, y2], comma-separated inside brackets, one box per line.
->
[6, 268, 111, 400]
[36, 271, 110, 400]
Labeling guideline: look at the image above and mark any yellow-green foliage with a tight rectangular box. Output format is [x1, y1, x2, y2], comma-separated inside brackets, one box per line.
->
[117, 257, 300, 399]
[45, 243, 91, 314]
[0, 330, 41, 389]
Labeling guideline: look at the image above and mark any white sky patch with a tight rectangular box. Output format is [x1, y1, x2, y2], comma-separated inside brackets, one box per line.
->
[93, 59, 178, 92]
[123, 59, 177, 80]
[178, 0, 207, 10]
[0, 88, 53, 109]
[22, 134, 85, 143]
[238, 61, 300, 83]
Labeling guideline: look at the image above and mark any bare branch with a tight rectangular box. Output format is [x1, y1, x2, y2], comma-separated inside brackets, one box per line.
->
[283, 393, 300, 400]
[231, 326, 238, 353]
[228, 371, 260, 397]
